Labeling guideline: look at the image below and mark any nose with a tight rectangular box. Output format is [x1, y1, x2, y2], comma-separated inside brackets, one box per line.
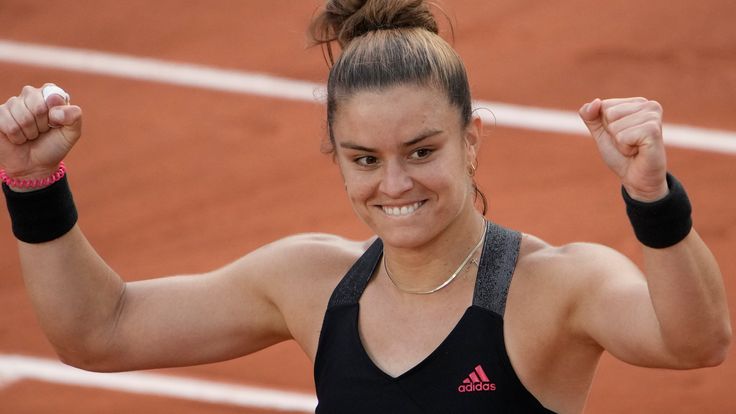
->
[379, 160, 413, 197]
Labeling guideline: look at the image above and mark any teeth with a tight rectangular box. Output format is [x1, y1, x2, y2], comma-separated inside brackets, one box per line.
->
[382, 201, 423, 217]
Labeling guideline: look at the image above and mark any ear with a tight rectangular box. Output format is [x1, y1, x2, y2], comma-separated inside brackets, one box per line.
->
[464, 116, 482, 162]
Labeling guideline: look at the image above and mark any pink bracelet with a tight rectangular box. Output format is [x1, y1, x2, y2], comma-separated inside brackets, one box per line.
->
[0, 162, 67, 189]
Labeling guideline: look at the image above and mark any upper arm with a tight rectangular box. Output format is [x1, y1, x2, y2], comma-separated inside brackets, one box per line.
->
[88, 233, 358, 372]
[564, 243, 680, 368]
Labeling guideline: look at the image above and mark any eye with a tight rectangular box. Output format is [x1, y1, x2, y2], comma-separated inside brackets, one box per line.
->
[409, 148, 433, 160]
[354, 155, 379, 166]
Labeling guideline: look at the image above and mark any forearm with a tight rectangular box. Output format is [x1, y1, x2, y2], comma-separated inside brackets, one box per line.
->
[18, 225, 126, 363]
[643, 229, 731, 366]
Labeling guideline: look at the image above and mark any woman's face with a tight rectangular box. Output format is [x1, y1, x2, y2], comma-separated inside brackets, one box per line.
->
[332, 84, 481, 248]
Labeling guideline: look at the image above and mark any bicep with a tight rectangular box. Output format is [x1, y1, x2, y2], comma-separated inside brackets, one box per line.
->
[92, 250, 290, 372]
[570, 245, 679, 368]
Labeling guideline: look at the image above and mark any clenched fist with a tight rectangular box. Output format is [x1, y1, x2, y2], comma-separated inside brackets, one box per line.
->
[579, 97, 668, 202]
[0, 84, 82, 184]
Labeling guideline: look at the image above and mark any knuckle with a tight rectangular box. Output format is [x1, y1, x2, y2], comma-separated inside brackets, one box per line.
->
[647, 100, 663, 113]
[6, 123, 22, 137]
[29, 101, 48, 117]
[21, 85, 36, 95]
[603, 109, 616, 124]
[644, 119, 662, 131]
[645, 111, 661, 122]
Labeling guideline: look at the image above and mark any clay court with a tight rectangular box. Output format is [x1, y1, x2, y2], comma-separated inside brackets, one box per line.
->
[1, 0, 735, 412]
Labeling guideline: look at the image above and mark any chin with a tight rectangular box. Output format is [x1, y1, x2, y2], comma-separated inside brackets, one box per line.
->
[353, 200, 462, 248]
[366, 217, 443, 249]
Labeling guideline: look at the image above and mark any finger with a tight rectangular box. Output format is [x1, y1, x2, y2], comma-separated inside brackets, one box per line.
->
[579, 98, 602, 122]
[616, 119, 663, 152]
[42, 84, 70, 128]
[604, 100, 662, 126]
[7, 96, 38, 141]
[0, 103, 27, 145]
[579, 98, 625, 156]
[48, 105, 83, 145]
[600, 97, 648, 112]
[606, 109, 661, 138]
[578, 98, 604, 132]
[580, 98, 614, 147]
[22, 86, 51, 136]
[41, 84, 70, 105]
[602, 102, 647, 126]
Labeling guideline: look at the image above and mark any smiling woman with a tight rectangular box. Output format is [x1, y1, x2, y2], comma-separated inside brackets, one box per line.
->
[332, 85, 482, 251]
[0, 0, 731, 413]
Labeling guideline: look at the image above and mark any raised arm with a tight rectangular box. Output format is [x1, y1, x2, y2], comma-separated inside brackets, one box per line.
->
[0, 85, 323, 372]
[571, 97, 731, 368]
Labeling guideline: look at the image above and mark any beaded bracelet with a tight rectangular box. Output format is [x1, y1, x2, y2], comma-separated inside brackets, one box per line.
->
[0, 162, 67, 190]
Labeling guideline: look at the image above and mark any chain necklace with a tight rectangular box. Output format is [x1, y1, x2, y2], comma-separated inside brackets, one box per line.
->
[383, 220, 487, 295]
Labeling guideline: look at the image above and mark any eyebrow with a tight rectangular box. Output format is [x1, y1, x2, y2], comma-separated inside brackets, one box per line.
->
[338, 129, 443, 152]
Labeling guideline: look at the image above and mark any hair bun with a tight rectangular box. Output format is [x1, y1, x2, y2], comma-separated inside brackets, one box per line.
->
[311, 0, 439, 47]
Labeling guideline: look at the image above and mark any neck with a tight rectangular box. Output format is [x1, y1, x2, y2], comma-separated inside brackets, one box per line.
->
[382, 211, 486, 294]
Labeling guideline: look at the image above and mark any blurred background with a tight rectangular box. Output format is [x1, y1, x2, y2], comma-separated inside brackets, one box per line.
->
[1, 1, 734, 412]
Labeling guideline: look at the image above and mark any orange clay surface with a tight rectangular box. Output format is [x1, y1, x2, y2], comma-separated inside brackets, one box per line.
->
[1, 1, 735, 412]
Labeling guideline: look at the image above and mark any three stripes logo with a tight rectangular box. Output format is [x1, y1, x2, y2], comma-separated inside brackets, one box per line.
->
[457, 365, 496, 393]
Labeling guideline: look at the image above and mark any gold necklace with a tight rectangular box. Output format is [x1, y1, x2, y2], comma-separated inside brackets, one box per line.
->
[383, 221, 487, 295]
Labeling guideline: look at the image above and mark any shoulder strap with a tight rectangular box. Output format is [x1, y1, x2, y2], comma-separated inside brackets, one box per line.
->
[473, 222, 522, 316]
[327, 238, 384, 308]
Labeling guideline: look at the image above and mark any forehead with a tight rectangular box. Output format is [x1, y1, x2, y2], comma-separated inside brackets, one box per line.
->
[332, 85, 462, 144]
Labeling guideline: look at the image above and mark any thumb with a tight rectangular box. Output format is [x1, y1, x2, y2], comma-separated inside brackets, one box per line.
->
[48, 105, 83, 143]
[578, 98, 604, 137]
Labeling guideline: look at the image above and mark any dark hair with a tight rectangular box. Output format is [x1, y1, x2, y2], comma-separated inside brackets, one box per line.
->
[308, 0, 487, 214]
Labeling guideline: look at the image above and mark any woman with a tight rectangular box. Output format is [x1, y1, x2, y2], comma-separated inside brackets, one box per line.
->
[0, 0, 731, 412]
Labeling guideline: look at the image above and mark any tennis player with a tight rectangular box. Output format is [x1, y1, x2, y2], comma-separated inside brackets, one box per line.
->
[0, 1, 730, 412]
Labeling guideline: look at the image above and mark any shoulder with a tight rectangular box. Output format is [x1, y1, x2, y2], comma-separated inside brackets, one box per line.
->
[217, 232, 374, 355]
[209, 232, 373, 307]
[259, 232, 371, 271]
[227, 232, 371, 287]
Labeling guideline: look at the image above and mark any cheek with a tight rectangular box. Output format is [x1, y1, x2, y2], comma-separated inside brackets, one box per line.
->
[417, 158, 469, 196]
[342, 169, 377, 205]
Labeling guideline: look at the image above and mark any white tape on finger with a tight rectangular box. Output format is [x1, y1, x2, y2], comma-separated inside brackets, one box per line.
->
[42, 84, 70, 104]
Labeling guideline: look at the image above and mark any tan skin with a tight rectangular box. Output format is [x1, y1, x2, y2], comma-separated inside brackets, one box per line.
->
[0, 84, 731, 414]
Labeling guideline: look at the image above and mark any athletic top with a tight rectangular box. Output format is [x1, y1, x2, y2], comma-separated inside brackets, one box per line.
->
[314, 222, 557, 413]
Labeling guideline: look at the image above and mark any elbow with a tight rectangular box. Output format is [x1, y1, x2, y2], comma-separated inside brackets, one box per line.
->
[700, 324, 732, 368]
[674, 324, 732, 369]
[57, 352, 123, 373]
[55, 348, 107, 372]
[53, 341, 122, 373]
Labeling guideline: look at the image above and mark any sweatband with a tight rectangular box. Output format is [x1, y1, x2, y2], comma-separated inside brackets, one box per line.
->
[2, 175, 78, 243]
[622, 173, 692, 249]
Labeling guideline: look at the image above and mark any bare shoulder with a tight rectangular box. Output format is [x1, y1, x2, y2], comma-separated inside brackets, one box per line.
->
[257, 232, 369, 276]
[218, 232, 370, 293]
[220, 232, 371, 357]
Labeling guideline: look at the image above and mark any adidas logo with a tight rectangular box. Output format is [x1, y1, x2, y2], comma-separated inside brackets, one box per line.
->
[457, 365, 496, 393]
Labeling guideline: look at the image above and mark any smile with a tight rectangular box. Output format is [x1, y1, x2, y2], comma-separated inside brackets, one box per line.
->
[381, 201, 425, 217]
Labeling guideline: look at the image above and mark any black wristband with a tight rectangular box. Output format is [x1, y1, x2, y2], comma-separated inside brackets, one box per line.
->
[622, 173, 692, 249]
[2, 175, 78, 243]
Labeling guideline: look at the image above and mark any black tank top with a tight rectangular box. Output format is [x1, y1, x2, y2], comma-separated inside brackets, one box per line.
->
[314, 222, 556, 413]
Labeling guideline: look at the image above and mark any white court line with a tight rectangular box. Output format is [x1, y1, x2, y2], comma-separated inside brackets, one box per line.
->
[1, 39, 735, 155]
[0, 354, 317, 412]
